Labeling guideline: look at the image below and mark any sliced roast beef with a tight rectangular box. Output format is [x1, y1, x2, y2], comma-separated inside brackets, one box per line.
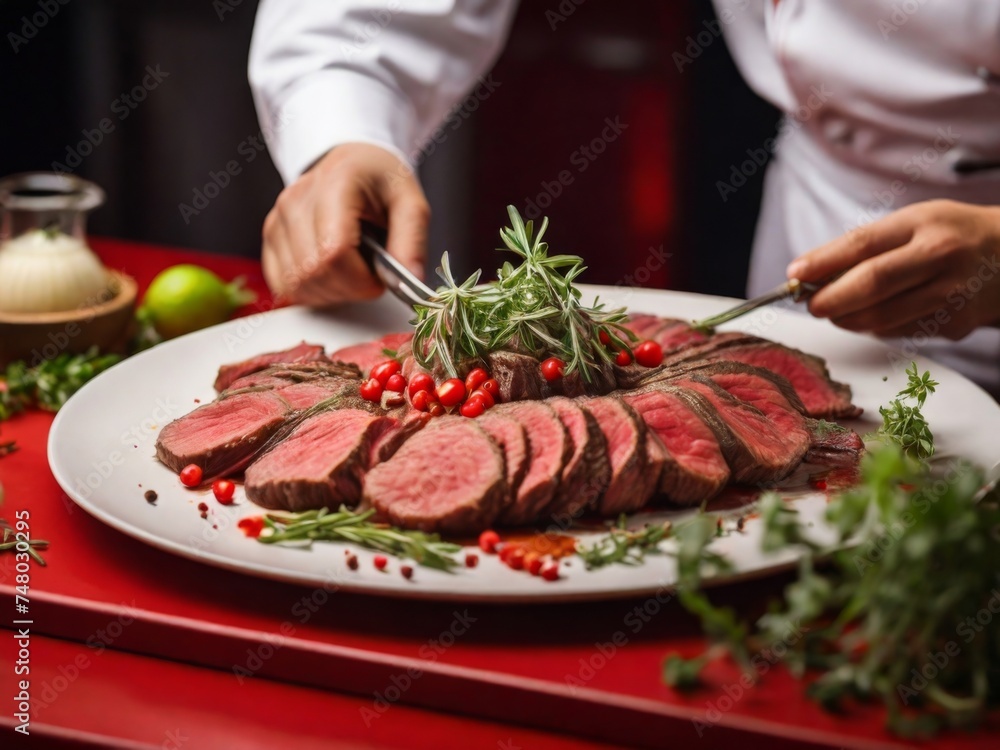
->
[623, 388, 730, 504]
[581, 397, 655, 515]
[478, 413, 530, 511]
[664, 333, 859, 419]
[493, 401, 570, 526]
[805, 421, 865, 467]
[224, 361, 361, 393]
[652, 320, 709, 354]
[624, 313, 667, 339]
[245, 410, 397, 511]
[156, 390, 290, 476]
[213, 342, 329, 392]
[329, 332, 412, 376]
[546, 397, 611, 520]
[486, 351, 545, 403]
[669, 375, 807, 485]
[370, 410, 432, 465]
[365, 417, 506, 534]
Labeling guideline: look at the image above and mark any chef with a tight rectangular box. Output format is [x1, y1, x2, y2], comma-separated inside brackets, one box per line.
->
[248, 1, 1000, 396]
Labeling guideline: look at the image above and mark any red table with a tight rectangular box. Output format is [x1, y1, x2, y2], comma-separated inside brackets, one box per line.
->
[2, 238, 997, 749]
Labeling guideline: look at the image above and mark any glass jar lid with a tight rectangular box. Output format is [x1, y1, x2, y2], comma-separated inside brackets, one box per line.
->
[0, 172, 105, 213]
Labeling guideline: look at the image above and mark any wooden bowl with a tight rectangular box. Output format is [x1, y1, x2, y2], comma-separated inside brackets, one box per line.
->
[0, 270, 137, 366]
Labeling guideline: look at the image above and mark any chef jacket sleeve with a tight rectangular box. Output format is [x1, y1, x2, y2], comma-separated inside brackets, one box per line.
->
[249, 0, 519, 184]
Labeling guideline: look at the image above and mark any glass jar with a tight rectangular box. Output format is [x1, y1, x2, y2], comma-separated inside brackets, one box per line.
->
[0, 172, 110, 314]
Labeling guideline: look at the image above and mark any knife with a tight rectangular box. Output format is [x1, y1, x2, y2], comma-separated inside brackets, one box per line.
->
[358, 221, 437, 307]
[692, 277, 826, 333]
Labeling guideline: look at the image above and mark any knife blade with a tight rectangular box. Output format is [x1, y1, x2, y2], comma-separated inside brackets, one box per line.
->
[358, 221, 437, 308]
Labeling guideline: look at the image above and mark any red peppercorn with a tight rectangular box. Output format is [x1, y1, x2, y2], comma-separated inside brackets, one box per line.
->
[506, 547, 526, 571]
[481, 378, 501, 401]
[212, 479, 236, 505]
[436, 378, 466, 408]
[541, 562, 560, 581]
[401, 565, 414, 580]
[599, 330, 611, 346]
[407, 372, 435, 399]
[540, 357, 565, 381]
[468, 388, 495, 409]
[237, 517, 264, 538]
[370, 360, 402, 386]
[179, 463, 203, 488]
[633, 340, 664, 368]
[428, 402, 445, 417]
[373, 555, 388, 570]
[347, 555, 359, 570]
[385, 373, 406, 393]
[478, 530, 500, 553]
[526, 553, 543, 576]
[360, 377, 383, 402]
[411, 389, 435, 412]
[460, 398, 486, 418]
[464, 367, 489, 394]
[465, 553, 479, 568]
[615, 349, 632, 366]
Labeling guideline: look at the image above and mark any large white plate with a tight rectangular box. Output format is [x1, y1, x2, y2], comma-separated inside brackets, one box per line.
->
[48, 287, 1000, 602]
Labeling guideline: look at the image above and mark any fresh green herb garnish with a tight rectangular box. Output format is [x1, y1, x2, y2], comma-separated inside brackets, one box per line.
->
[0, 347, 120, 421]
[664, 365, 1000, 737]
[258, 506, 462, 571]
[874, 362, 938, 460]
[0, 519, 49, 566]
[412, 205, 632, 380]
[575, 515, 672, 569]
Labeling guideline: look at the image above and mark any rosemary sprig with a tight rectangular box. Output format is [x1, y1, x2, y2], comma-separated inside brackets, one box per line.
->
[873, 362, 938, 460]
[0, 347, 121, 421]
[0, 521, 49, 566]
[575, 515, 672, 569]
[412, 205, 632, 380]
[257, 506, 462, 571]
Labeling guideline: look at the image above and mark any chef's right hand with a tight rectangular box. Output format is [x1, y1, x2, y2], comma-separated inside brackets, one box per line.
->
[261, 143, 430, 306]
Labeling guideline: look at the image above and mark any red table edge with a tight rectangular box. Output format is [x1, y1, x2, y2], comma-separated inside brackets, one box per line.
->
[0, 588, 889, 750]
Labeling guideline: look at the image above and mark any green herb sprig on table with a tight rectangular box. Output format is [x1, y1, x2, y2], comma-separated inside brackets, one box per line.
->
[412, 205, 633, 381]
[0, 519, 49, 566]
[664, 364, 1000, 737]
[0, 347, 121, 421]
[257, 506, 462, 571]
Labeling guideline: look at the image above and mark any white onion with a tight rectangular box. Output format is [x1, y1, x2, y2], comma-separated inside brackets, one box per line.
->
[0, 229, 110, 314]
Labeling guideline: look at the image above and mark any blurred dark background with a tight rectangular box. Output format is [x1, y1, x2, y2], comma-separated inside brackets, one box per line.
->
[0, 0, 778, 298]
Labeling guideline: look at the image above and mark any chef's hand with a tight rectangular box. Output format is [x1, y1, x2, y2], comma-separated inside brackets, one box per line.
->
[261, 143, 429, 306]
[787, 199, 1000, 340]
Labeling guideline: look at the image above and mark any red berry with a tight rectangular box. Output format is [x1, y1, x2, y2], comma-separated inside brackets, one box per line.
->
[385, 373, 406, 393]
[814, 479, 828, 490]
[179, 464, 203, 487]
[370, 360, 401, 386]
[540, 357, 565, 381]
[411, 390, 434, 412]
[428, 402, 445, 417]
[464, 367, 489, 394]
[373, 555, 388, 570]
[526, 553, 543, 576]
[401, 565, 414, 580]
[465, 553, 479, 568]
[481, 378, 501, 401]
[506, 547, 526, 570]
[469, 388, 495, 409]
[634, 340, 664, 368]
[437, 378, 466, 407]
[360, 377, 383, 402]
[598, 330, 611, 346]
[460, 398, 486, 418]
[541, 562, 560, 581]
[212, 479, 236, 504]
[237, 517, 264, 538]
[407, 373, 435, 399]
[478, 530, 500, 553]
[615, 349, 632, 366]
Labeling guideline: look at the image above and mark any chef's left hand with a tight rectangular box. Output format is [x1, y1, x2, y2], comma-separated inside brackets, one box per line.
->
[787, 199, 1000, 340]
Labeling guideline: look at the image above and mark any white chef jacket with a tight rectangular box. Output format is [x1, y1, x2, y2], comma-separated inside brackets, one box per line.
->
[249, 0, 1000, 396]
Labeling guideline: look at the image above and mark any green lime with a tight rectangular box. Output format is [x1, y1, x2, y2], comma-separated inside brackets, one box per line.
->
[140, 265, 255, 339]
